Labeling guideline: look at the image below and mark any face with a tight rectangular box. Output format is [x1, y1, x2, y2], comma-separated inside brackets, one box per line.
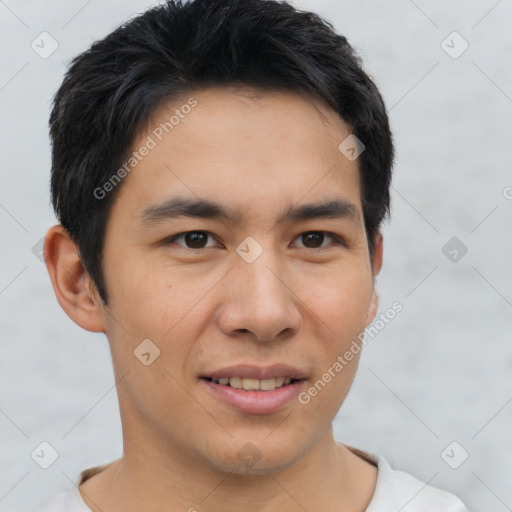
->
[96, 86, 382, 474]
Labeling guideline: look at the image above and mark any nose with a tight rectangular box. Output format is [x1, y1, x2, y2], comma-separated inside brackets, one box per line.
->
[215, 249, 302, 342]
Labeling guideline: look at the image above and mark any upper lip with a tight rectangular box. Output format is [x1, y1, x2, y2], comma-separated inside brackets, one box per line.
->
[203, 364, 307, 381]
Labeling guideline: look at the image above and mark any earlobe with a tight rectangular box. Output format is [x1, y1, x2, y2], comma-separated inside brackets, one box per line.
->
[371, 232, 384, 278]
[44, 225, 106, 333]
[365, 289, 379, 327]
[365, 233, 384, 327]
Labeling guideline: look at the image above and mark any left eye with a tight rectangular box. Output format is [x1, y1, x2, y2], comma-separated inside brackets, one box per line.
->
[293, 231, 342, 249]
[165, 231, 344, 250]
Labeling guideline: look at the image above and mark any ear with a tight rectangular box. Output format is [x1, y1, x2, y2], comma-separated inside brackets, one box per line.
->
[364, 232, 383, 327]
[44, 225, 106, 333]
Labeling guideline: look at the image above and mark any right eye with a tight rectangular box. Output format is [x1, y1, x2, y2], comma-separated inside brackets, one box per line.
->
[164, 231, 220, 250]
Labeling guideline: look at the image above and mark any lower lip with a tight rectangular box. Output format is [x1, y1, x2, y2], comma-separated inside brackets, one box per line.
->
[201, 379, 305, 415]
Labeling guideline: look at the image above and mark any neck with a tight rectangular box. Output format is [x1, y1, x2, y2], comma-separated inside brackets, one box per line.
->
[79, 427, 377, 512]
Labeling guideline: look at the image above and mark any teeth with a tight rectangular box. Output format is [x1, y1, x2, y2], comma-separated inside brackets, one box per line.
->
[229, 377, 243, 389]
[213, 376, 295, 391]
[242, 378, 260, 390]
[260, 378, 278, 391]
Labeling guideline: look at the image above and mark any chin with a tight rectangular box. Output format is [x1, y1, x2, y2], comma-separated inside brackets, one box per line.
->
[200, 435, 307, 476]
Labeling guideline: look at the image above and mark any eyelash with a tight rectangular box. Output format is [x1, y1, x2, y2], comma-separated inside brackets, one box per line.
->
[164, 230, 346, 251]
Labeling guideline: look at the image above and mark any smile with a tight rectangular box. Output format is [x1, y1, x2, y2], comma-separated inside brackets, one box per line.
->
[204, 376, 297, 391]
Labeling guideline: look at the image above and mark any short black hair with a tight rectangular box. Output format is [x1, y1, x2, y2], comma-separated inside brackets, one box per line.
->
[49, 0, 394, 306]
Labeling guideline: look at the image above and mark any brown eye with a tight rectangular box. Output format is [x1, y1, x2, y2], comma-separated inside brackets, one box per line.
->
[184, 232, 209, 248]
[294, 231, 343, 250]
[303, 232, 325, 248]
[166, 231, 217, 249]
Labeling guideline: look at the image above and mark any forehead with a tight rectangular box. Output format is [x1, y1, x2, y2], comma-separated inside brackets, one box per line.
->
[110, 85, 362, 226]
[135, 85, 352, 169]
[147, 85, 348, 147]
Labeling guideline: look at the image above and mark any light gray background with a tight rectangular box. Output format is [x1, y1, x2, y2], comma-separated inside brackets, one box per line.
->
[1, 1, 511, 511]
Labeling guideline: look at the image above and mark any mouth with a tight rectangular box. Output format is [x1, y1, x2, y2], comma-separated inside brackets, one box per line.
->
[201, 376, 302, 391]
[200, 364, 308, 414]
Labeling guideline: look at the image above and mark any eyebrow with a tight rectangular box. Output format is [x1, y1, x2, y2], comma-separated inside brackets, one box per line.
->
[139, 196, 362, 227]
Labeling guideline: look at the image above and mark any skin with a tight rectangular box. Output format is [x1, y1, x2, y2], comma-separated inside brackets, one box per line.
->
[45, 86, 383, 512]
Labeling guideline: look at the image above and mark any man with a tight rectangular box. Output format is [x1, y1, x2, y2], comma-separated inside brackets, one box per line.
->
[38, 0, 470, 510]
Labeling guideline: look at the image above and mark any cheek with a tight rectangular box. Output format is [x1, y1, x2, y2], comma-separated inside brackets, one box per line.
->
[300, 361, 360, 426]
[302, 268, 373, 334]
[105, 254, 174, 330]
[106, 259, 373, 351]
[104, 258, 206, 372]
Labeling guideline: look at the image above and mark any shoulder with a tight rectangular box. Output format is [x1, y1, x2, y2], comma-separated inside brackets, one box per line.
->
[32, 490, 69, 512]
[346, 446, 470, 512]
[31, 481, 92, 512]
[32, 462, 111, 511]
[378, 463, 470, 511]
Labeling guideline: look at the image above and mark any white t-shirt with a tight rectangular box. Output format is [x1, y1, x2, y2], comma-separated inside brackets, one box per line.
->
[32, 447, 470, 511]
